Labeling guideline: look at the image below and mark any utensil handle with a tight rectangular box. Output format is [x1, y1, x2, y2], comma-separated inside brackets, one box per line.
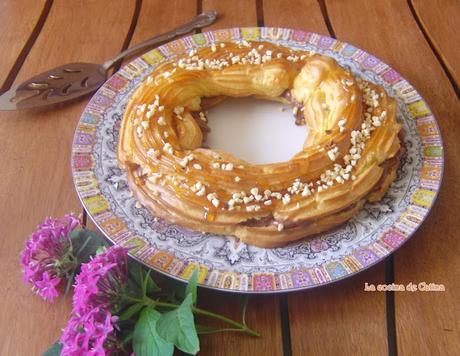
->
[102, 11, 218, 71]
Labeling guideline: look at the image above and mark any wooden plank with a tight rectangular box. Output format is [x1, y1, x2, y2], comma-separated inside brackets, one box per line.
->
[411, 0, 460, 87]
[0, 1, 136, 355]
[203, 0, 258, 30]
[128, 0, 197, 45]
[262, 1, 389, 355]
[263, 0, 329, 35]
[0, 0, 46, 87]
[197, 292, 283, 356]
[287, 267, 388, 355]
[327, 0, 460, 354]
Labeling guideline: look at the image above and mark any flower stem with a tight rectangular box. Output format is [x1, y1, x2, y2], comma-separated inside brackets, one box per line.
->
[143, 297, 260, 337]
[118, 293, 259, 337]
[75, 231, 93, 256]
[197, 327, 252, 335]
[191, 306, 260, 337]
[118, 294, 143, 304]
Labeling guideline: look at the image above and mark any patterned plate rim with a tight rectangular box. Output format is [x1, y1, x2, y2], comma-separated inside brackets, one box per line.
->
[71, 27, 444, 294]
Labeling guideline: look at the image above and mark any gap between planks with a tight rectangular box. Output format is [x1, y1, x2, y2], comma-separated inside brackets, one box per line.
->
[318, 0, 336, 38]
[0, 0, 53, 92]
[406, 0, 460, 99]
[330, 2, 398, 355]
[385, 256, 397, 356]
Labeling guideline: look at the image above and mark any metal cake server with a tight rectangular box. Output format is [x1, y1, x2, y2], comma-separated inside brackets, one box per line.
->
[0, 11, 217, 110]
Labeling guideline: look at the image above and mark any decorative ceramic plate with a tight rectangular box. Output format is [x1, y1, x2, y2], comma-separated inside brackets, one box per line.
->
[72, 28, 443, 293]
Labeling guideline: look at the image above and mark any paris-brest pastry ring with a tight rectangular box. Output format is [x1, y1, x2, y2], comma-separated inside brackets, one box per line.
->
[118, 40, 402, 248]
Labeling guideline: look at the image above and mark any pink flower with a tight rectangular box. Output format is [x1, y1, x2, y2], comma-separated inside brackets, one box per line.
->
[34, 271, 61, 301]
[61, 246, 128, 355]
[72, 245, 128, 313]
[20, 214, 80, 301]
[61, 307, 119, 356]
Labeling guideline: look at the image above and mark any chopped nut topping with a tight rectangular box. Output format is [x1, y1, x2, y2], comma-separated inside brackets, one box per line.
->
[157, 116, 166, 126]
[246, 204, 260, 212]
[199, 112, 207, 122]
[147, 148, 160, 159]
[282, 194, 291, 205]
[173, 106, 184, 115]
[222, 163, 234, 171]
[163, 143, 173, 154]
[196, 186, 206, 196]
[327, 147, 339, 161]
[207, 192, 217, 201]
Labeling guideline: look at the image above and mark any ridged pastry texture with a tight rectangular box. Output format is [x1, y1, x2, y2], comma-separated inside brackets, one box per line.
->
[118, 41, 402, 248]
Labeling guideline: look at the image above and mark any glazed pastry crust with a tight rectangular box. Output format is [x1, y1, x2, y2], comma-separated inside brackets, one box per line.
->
[118, 41, 402, 248]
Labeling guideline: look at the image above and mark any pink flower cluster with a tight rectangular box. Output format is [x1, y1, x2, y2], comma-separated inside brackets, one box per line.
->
[60, 246, 129, 356]
[20, 216, 132, 354]
[20, 215, 80, 301]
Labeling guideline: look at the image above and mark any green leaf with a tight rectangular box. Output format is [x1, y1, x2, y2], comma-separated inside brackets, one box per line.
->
[142, 269, 151, 296]
[142, 269, 161, 296]
[128, 260, 144, 289]
[119, 303, 145, 321]
[185, 268, 199, 304]
[146, 271, 161, 294]
[133, 308, 174, 356]
[166, 279, 187, 301]
[42, 341, 62, 356]
[123, 277, 144, 302]
[128, 261, 161, 298]
[157, 294, 200, 354]
[69, 228, 109, 262]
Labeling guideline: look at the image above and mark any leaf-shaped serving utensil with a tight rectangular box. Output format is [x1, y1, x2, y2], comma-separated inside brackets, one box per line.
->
[0, 11, 217, 110]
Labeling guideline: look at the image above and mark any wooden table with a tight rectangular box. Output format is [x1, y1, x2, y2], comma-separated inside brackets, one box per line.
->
[1, 1, 459, 355]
